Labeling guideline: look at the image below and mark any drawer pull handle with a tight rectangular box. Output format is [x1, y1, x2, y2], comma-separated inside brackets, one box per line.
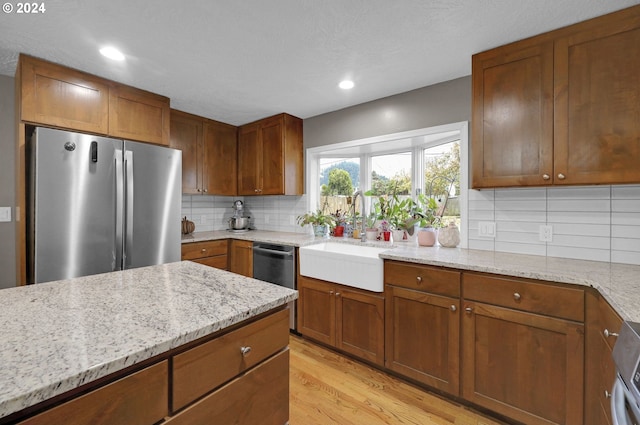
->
[605, 390, 611, 399]
[604, 329, 619, 338]
[240, 346, 252, 357]
[542, 174, 550, 180]
[513, 292, 521, 301]
[465, 307, 473, 314]
[557, 173, 566, 180]
[416, 276, 422, 283]
[450, 305, 457, 312]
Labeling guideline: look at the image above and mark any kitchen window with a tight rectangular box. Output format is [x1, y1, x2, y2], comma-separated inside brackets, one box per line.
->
[306, 121, 468, 247]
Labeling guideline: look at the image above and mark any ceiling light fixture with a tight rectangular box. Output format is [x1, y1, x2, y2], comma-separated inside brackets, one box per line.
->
[339, 80, 354, 90]
[99, 46, 125, 61]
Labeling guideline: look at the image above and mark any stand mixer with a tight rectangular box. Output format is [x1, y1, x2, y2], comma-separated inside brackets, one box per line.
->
[228, 200, 251, 231]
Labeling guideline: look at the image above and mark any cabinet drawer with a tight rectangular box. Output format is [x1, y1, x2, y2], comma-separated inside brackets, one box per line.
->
[384, 261, 460, 297]
[19, 361, 168, 425]
[181, 240, 228, 260]
[167, 349, 289, 425]
[463, 272, 584, 321]
[172, 308, 289, 411]
[599, 296, 623, 351]
[193, 255, 228, 270]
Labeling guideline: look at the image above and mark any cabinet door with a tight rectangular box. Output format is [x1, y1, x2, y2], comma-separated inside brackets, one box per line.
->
[109, 84, 170, 145]
[19, 55, 109, 134]
[462, 302, 584, 425]
[204, 120, 237, 195]
[472, 41, 554, 188]
[170, 110, 203, 194]
[228, 240, 253, 277]
[554, 10, 640, 185]
[385, 285, 460, 395]
[260, 116, 284, 195]
[336, 287, 384, 366]
[237, 123, 261, 195]
[297, 276, 336, 346]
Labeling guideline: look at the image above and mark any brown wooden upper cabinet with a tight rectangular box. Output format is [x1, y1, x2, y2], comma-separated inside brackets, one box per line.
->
[472, 5, 640, 188]
[19, 54, 110, 135]
[170, 110, 237, 195]
[18, 54, 170, 146]
[108, 84, 170, 146]
[237, 113, 303, 196]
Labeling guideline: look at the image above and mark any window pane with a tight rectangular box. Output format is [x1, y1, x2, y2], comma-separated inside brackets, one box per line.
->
[423, 141, 460, 226]
[370, 152, 412, 196]
[318, 158, 360, 217]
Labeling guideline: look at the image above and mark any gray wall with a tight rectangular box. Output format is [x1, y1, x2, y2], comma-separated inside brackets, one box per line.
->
[303, 76, 471, 148]
[0, 75, 16, 288]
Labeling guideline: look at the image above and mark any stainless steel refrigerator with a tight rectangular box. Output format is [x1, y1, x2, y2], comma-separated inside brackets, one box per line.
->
[27, 127, 182, 284]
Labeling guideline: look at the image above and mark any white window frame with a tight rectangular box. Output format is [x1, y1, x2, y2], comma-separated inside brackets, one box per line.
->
[305, 121, 469, 248]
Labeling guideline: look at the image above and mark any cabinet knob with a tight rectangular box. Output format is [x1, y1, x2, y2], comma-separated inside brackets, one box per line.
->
[197, 188, 202, 192]
[604, 329, 619, 338]
[542, 174, 550, 180]
[203, 189, 207, 193]
[513, 292, 521, 301]
[201, 248, 206, 253]
[335, 292, 340, 297]
[240, 346, 252, 357]
[604, 390, 611, 399]
[465, 307, 473, 314]
[329, 290, 334, 295]
[416, 276, 422, 283]
[450, 305, 457, 312]
[557, 173, 566, 180]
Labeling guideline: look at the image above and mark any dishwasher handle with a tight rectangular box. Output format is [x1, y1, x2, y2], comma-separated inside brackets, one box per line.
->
[253, 246, 294, 257]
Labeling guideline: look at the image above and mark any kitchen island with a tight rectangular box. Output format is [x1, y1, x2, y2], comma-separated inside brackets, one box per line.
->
[0, 261, 297, 424]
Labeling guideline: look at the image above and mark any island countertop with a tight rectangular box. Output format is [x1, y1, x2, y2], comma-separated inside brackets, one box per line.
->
[0, 261, 298, 420]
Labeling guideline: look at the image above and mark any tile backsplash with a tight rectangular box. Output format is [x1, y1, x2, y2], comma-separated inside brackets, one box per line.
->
[181, 194, 310, 234]
[468, 185, 640, 265]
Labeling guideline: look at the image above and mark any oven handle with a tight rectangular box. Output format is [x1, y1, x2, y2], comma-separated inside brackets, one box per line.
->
[612, 378, 629, 425]
[253, 246, 294, 257]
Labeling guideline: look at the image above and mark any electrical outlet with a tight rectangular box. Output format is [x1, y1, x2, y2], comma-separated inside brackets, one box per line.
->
[0, 207, 10, 222]
[478, 221, 496, 238]
[539, 225, 553, 242]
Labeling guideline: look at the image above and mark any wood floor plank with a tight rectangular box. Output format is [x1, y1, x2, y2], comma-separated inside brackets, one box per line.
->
[289, 335, 505, 425]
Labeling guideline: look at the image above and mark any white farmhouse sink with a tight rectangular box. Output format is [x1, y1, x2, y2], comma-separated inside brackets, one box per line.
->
[298, 242, 387, 292]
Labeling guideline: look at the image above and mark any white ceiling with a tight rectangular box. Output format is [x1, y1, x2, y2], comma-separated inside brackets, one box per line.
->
[1, 0, 639, 126]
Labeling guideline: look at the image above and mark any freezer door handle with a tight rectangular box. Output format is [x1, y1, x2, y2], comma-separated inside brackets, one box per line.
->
[114, 149, 124, 271]
[124, 150, 134, 268]
[90, 141, 98, 163]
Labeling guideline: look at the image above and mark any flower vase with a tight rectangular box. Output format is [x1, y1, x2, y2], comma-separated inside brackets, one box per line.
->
[392, 229, 406, 242]
[417, 227, 437, 247]
[438, 222, 460, 247]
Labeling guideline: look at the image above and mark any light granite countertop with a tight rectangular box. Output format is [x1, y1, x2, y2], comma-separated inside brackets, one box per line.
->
[184, 230, 640, 322]
[0, 261, 297, 420]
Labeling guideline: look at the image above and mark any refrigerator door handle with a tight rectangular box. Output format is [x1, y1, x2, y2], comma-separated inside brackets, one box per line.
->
[124, 150, 134, 268]
[114, 149, 124, 271]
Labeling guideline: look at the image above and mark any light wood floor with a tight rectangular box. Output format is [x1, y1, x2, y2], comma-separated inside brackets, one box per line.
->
[289, 335, 505, 425]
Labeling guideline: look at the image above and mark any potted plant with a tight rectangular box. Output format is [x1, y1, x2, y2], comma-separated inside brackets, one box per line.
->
[330, 209, 347, 237]
[296, 210, 336, 238]
[386, 195, 422, 242]
[414, 194, 441, 246]
[364, 211, 379, 241]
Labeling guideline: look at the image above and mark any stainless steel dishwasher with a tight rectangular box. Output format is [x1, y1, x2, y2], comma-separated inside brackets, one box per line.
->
[253, 243, 296, 331]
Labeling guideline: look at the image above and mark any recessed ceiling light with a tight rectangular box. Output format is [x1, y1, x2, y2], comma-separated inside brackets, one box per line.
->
[339, 80, 354, 90]
[99, 46, 125, 61]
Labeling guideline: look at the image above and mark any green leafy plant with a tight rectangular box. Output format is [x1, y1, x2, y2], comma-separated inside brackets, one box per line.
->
[296, 210, 336, 228]
[414, 194, 441, 228]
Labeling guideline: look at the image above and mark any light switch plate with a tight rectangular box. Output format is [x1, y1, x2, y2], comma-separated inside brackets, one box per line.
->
[0, 207, 11, 222]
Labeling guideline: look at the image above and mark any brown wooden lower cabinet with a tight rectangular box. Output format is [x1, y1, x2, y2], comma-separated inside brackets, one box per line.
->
[461, 301, 584, 425]
[18, 361, 169, 425]
[181, 240, 228, 270]
[297, 275, 385, 366]
[228, 239, 253, 277]
[11, 308, 290, 425]
[385, 284, 460, 395]
[166, 349, 289, 425]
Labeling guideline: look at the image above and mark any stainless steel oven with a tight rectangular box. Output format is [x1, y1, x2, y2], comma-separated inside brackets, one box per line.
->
[612, 321, 640, 425]
[253, 243, 296, 331]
